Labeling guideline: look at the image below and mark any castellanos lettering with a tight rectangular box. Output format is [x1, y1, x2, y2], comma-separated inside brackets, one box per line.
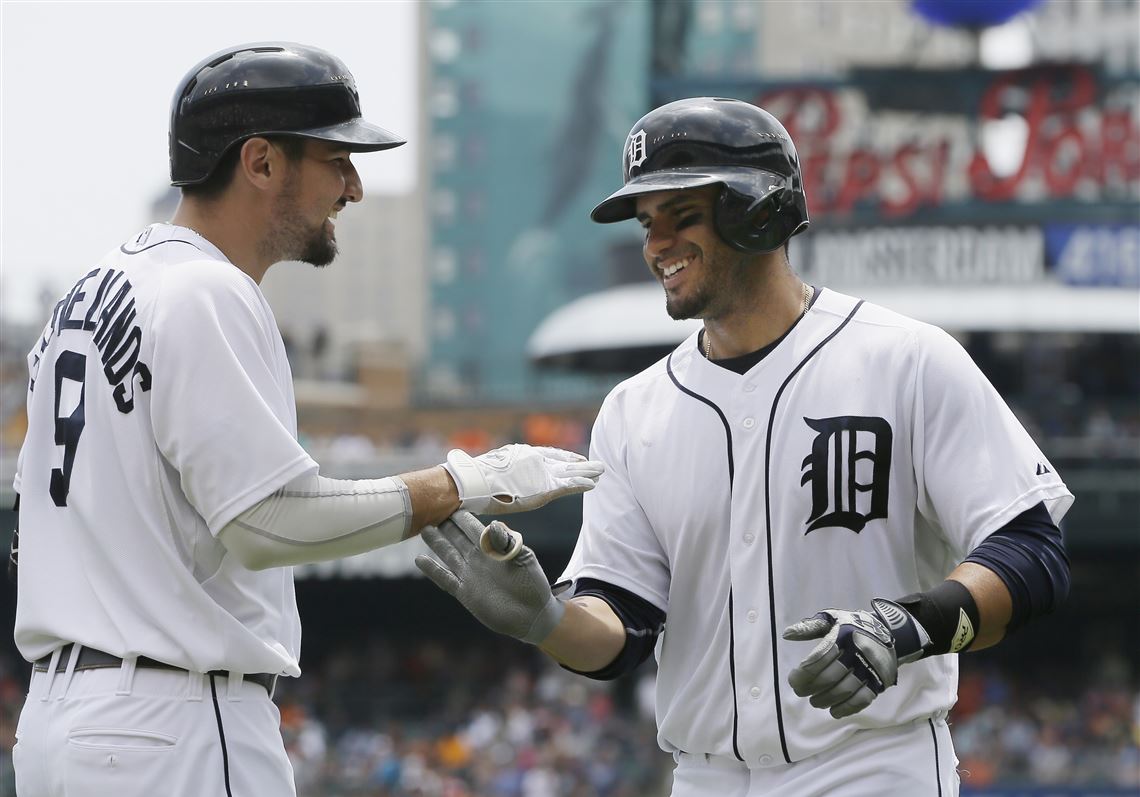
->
[800, 416, 892, 534]
[32, 267, 152, 413]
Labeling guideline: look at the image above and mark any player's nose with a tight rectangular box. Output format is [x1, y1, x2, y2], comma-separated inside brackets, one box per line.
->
[343, 160, 363, 204]
[643, 221, 676, 261]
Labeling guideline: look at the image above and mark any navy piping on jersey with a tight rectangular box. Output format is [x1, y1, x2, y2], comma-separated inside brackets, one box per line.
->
[929, 718, 944, 797]
[209, 674, 235, 797]
[666, 364, 736, 484]
[666, 354, 742, 762]
[764, 297, 864, 763]
[120, 238, 205, 256]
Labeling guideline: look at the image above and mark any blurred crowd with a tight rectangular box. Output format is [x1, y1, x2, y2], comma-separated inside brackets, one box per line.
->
[297, 409, 592, 470]
[270, 639, 667, 797]
[951, 655, 1140, 790]
[966, 332, 1140, 459]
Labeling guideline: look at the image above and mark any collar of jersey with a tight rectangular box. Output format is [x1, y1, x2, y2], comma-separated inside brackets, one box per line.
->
[149, 223, 231, 264]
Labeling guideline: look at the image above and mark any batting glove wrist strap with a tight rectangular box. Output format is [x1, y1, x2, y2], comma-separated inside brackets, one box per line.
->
[869, 598, 933, 665]
[442, 444, 604, 515]
[894, 579, 979, 656]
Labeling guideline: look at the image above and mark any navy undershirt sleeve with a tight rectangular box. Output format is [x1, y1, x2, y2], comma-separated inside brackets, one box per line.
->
[964, 501, 1071, 632]
[559, 577, 665, 681]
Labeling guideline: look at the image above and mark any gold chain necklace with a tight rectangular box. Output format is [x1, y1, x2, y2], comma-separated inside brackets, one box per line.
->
[705, 282, 812, 360]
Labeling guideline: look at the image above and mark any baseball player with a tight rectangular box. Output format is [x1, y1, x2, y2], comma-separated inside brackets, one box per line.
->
[9, 42, 603, 797]
[416, 98, 1074, 796]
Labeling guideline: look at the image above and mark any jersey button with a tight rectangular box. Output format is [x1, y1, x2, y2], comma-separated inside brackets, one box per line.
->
[759, 754, 773, 766]
[746, 609, 758, 623]
[742, 533, 755, 545]
[750, 686, 761, 699]
[743, 383, 756, 393]
[742, 417, 755, 429]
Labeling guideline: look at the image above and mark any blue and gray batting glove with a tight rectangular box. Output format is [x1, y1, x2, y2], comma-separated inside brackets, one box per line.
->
[782, 599, 932, 718]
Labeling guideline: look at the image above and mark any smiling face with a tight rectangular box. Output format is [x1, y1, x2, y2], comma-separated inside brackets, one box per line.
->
[268, 139, 363, 267]
[635, 185, 755, 321]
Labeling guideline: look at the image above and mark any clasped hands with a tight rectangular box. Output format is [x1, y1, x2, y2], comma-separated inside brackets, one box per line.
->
[418, 444, 603, 643]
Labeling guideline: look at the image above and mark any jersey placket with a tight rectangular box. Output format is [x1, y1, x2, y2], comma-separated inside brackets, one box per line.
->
[726, 374, 789, 766]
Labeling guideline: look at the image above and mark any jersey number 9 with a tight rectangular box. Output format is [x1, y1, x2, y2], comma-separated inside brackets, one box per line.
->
[50, 350, 87, 507]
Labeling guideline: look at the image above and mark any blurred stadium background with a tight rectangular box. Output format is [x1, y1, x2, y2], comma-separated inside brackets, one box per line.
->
[1, 0, 1137, 794]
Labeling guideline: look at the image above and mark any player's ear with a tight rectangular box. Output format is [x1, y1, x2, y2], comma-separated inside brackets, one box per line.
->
[237, 137, 276, 190]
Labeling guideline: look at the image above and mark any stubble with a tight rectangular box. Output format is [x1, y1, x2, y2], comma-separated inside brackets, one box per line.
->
[262, 171, 338, 267]
[665, 246, 754, 321]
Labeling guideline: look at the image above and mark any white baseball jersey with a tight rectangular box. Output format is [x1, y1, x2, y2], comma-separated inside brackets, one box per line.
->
[560, 288, 1073, 766]
[14, 223, 317, 676]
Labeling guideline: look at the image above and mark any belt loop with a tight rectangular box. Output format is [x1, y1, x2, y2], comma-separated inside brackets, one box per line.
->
[55, 643, 83, 701]
[267, 674, 279, 700]
[186, 670, 205, 702]
[115, 655, 138, 696]
[227, 672, 243, 702]
[38, 646, 64, 702]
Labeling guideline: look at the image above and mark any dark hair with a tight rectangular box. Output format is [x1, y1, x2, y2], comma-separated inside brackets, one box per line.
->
[180, 136, 307, 201]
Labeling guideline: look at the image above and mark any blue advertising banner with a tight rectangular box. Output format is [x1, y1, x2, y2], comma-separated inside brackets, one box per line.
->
[795, 223, 1140, 289]
[1044, 224, 1140, 287]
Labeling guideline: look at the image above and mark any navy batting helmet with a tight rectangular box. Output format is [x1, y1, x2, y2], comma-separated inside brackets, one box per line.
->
[591, 97, 809, 253]
[169, 42, 405, 186]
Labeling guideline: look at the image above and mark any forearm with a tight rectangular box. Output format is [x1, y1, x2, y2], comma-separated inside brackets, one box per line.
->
[539, 595, 627, 672]
[905, 502, 1068, 655]
[948, 562, 1012, 651]
[403, 465, 462, 528]
[219, 467, 460, 570]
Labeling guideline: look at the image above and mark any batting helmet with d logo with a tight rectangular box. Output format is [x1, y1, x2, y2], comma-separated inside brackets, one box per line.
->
[591, 97, 809, 253]
[169, 42, 405, 186]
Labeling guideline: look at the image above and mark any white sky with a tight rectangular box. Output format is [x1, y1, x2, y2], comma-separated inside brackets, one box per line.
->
[0, 0, 419, 324]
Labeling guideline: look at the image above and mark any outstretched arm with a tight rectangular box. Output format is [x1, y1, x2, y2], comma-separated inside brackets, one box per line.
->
[219, 445, 604, 570]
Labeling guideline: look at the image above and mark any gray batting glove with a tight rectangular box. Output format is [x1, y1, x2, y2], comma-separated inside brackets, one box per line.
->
[414, 511, 565, 644]
[782, 599, 931, 719]
[442, 444, 605, 515]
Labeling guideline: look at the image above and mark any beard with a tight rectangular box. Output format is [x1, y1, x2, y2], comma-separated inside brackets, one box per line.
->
[297, 229, 337, 268]
[663, 247, 752, 320]
[265, 177, 338, 267]
[665, 283, 712, 320]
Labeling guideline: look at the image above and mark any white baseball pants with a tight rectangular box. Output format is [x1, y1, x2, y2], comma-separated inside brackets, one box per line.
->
[13, 652, 295, 797]
[671, 715, 959, 797]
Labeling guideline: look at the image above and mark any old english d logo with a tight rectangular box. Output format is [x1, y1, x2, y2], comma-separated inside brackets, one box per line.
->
[627, 129, 648, 169]
[800, 416, 892, 533]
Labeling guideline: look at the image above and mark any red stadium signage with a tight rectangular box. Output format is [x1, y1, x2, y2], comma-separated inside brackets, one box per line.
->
[753, 65, 1140, 219]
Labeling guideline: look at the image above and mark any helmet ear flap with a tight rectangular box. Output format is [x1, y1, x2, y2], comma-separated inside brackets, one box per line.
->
[714, 184, 786, 254]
